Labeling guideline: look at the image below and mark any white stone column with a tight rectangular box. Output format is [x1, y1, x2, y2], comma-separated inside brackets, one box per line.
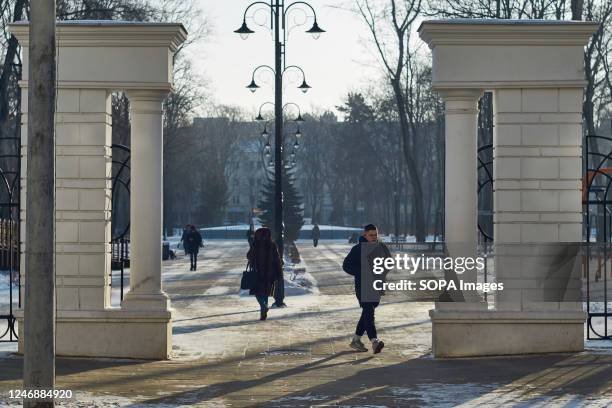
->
[121, 90, 169, 311]
[440, 89, 482, 303]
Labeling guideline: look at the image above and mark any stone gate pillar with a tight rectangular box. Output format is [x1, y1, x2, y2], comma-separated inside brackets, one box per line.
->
[439, 89, 482, 303]
[10, 21, 187, 359]
[419, 19, 598, 357]
[122, 90, 169, 311]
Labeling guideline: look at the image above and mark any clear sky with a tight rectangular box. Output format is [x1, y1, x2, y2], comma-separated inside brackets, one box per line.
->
[188, 0, 383, 117]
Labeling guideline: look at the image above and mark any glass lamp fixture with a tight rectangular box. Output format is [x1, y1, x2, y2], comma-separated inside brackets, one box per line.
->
[234, 21, 254, 40]
[306, 21, 325, 40]
[247, 79, 260, 93]
[298, 80, 311, 94]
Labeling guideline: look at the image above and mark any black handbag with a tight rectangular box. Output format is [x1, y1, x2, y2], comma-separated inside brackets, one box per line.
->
[241, 262, 257, 290]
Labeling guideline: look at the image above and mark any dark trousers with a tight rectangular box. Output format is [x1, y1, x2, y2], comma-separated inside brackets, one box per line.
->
[189, 252, 197, 269]
[355, 301, 379, 340]
[255, 295, 268, 311]
[273, 279, 284, 305]
[313, 239, 319, 247]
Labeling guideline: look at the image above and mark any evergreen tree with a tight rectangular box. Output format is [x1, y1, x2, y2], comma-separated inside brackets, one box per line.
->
[258, 169, 304, 244]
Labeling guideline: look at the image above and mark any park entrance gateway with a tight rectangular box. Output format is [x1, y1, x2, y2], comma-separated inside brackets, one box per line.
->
[10, 21, 186, 359]
[419, 20, 599, 357]
[4, 18, 603, 361]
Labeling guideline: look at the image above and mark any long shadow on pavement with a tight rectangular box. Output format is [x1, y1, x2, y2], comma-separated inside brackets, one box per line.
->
[132, 352, 612, 407]
[172, 299, 422, 335]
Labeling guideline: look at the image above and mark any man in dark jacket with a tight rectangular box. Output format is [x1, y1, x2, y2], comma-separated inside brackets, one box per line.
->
[342, 224, 390, 354]
[184, 225, 203, 271]
[312, 224, 320, 247]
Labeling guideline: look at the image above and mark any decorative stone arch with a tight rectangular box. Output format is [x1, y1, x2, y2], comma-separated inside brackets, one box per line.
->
[10, 21, 187, 359]
[418, 20, 599, 357]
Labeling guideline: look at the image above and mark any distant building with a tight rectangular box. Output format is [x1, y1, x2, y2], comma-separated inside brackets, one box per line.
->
[193, 117, 266, 225]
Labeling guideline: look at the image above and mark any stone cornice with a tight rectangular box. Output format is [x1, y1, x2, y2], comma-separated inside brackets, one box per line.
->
[9, 20, 187, 52]
[18, 80, 172, 91]
[432, 80, 588, 90]
[418, 19, 599, 48]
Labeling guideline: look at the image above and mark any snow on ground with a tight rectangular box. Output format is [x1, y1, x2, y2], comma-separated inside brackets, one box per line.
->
[284, 253, 319, 296]
[584, 301, 612, 343]
[125, 239, 324, 361]
[0, 340, 17, 359]
[0, 272, 19, 312]
[173, 274, 321, 361]
[170, 289, 321, 361]
[0, 391, 225, 408]
[200, 223, 361, 232]
[381, 234, 442, 243]
[270, 393, 329, 405]
[110, 267, 129, 308]
[388, 382, 612, 408]
[586, 339, 612, 353]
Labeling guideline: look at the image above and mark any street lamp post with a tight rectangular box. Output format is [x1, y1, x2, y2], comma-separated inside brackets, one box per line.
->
[236, 1, 323, 307]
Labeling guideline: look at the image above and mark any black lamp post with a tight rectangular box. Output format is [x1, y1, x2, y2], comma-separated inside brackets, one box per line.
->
[237, 1, 323, 306]
[257, 102, 304, 185]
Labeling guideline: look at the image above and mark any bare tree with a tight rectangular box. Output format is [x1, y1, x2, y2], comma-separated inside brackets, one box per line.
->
[0, 0, 27, 138]
[429, 0, 612, 137]
[355, 0, 428, 241]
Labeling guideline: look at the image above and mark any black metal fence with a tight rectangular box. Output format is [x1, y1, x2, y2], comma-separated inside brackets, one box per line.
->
[478, 144, 494, 243]
[110, 144, 130, 303]
[0, 219, 19, 342]
[583, 134, 612, 340]
[0, 64, 21, 342]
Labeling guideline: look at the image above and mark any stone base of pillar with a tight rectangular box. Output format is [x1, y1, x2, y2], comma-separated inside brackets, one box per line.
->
[435, 301, 488, 311]
[430, 309, 585, 358]
[15, 309, 172, 360]
[121, 291, 171, 311]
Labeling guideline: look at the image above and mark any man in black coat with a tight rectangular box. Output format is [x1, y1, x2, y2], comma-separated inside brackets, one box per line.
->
[312, 224, 320, 247]
[184, 225, 203, 271]
[343, 224, 391, 354]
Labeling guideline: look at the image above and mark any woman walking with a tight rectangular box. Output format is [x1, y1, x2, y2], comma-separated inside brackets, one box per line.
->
[247, 227, 282, 321]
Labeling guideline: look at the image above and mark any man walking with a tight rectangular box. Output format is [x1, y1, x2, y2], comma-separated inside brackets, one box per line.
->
[312, 223, 320, 247]
[183, 225, 203, 271]
[342, 224, 390, 354]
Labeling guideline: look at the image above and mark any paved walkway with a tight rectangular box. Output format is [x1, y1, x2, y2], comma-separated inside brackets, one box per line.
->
[0, 241, 611, 407]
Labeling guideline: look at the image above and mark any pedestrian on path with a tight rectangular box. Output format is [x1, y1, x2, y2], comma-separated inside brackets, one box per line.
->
[247, 227, 283, 321]
[180, 224, 189, 255]
[312, 224, 320, 247]
[183, 225, 203, 271]
[342, 224, 390, 354]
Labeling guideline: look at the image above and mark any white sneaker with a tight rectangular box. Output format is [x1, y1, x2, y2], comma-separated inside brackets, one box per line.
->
[349, 338, 368, 352]
[372, 339, 385, 354]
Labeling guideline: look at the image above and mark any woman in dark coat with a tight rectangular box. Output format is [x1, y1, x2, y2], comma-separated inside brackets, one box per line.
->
[247, 227, 282, 321]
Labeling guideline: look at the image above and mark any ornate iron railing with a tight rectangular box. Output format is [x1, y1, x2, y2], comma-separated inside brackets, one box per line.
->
[110, 143, 130, 303]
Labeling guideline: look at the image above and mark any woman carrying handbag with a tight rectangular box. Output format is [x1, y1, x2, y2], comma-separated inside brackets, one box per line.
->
[246, 227, 282, 321]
